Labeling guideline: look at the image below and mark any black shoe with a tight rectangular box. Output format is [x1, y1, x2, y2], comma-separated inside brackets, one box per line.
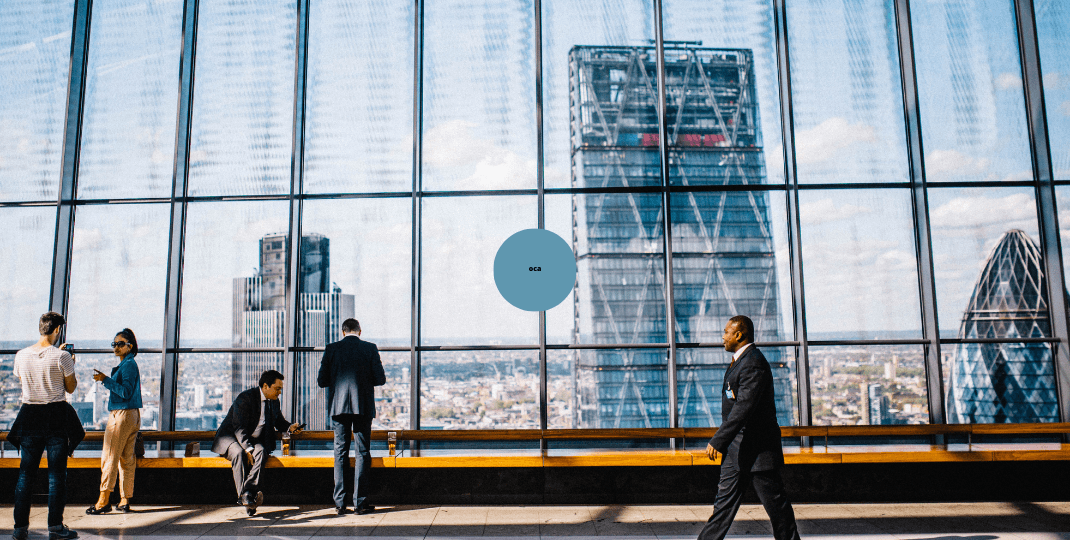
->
[115, 504, 132, 513]
[355, 505, 375, 515]
[12, 527, 28, 540]
[85, 505, 111, 515]
[244, 491, 263, 516]
[47, 525, 78, 540]
[335, 506, 347, 515]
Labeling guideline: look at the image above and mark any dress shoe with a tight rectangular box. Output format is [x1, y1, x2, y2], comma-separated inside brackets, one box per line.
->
[115, 504, 132, 513]
[47, 525, 78, 540]
[12, 527, 28, 540]
[355, 505, 375, 515]
[245, 491, 264, 516]
[85, 505, 111, 515]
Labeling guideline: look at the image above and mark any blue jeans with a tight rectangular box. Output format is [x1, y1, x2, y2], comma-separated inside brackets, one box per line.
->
[332, 415, 373, 509]
[13, 435, 68, 528]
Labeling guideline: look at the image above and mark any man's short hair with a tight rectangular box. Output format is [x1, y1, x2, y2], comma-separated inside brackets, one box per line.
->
[258, 370, 284, 388]
[728, 315, 755, 342]
[341, 318, 360, 334]
[39, 312, 66, 335]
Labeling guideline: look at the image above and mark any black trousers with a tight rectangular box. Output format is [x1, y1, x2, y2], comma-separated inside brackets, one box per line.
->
[697, 453, 801, 540]
[223, 441, 266, 503]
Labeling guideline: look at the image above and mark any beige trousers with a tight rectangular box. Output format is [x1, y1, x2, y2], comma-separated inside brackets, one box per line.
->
[100, 409, 140, 498]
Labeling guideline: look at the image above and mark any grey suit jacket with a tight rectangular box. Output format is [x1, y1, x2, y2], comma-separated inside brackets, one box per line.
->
[318, 335, 386, 418]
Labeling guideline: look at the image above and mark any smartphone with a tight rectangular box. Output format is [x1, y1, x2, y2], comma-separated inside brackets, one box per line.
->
[62, 344, 74, 354]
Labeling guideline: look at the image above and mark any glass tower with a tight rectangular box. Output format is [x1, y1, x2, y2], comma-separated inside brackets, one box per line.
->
[946, 230, 1060, 423]
[569, 45, 791, 428]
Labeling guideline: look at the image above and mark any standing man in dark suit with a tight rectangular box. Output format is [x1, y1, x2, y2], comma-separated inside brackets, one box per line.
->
[213, 369, 302, 516]
[698, 315, 801, 540]
[318, 318, 386, 515]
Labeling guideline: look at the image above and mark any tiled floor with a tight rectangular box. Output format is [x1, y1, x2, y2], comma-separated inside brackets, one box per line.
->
[2, 502, 1068, 540]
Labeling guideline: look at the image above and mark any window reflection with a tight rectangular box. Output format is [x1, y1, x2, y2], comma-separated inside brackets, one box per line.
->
[663, 0, 784, 185]
[66, 204, 169, 345]
[0, 208, 55, 344]
[77, 0, 182, 199]
[303, 0, 414, 194]
[786, 0, 909, 184]
[911, 0, 1033, 182]
[421, 196, 537, 345]
[0, 0, 74, 202]
[1035, 0, 1070, 181]
[798, 190, 921, 339]
[187, 0, 296, 196]
[422, 0, 536, 191]
[542, 0, 655, 190]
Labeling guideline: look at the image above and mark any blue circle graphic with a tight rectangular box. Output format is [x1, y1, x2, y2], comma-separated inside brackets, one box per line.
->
[494, 229, 577, 312]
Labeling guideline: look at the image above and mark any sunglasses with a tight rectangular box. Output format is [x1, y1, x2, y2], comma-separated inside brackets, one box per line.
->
[111, 341, 131, 348]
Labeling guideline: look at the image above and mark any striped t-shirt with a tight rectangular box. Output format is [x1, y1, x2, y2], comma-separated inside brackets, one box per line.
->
[13, 344, 75, 404]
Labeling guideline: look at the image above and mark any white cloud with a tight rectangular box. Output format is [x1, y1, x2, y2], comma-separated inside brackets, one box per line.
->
[422, 120, 535, 189]
[1044, 72, 1063, 90]
[996, 72, 1022, 90]
[799, 197, 871, 226]
[925, 149, 991, 177]
[929, 193, 1035, 230]
[794, 117, 877, 165]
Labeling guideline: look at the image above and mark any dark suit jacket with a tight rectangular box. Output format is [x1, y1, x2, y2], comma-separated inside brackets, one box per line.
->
[212, 387, 291, 455]
[709, 345, 785, 472]
[318, 335, 386, 418]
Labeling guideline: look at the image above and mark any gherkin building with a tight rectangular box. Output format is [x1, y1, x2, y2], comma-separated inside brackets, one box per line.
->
[946, 230, 1059, 423]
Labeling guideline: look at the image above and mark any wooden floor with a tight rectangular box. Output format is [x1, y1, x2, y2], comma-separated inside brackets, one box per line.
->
[3, 502, 1069, 539]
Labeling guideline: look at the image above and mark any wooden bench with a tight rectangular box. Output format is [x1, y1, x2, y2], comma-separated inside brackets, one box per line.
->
[1, 424, 1068, 468]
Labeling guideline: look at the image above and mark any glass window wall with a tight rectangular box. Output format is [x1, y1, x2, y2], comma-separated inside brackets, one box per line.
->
[5, 0, 1069, 436]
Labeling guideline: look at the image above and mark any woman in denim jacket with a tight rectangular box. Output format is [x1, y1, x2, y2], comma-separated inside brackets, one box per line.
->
[86, 329, 142, 514]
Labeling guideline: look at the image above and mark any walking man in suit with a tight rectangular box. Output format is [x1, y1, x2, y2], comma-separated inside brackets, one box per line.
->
[213, 370, 302, 516]
[698, 315, 801, 540]
[319, 318, 386, 515]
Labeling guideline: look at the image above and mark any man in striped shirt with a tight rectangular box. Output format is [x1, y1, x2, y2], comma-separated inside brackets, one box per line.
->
[11, 312, 79, 540]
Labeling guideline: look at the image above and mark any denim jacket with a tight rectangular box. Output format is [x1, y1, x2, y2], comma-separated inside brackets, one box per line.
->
[102, 354, 142, 410]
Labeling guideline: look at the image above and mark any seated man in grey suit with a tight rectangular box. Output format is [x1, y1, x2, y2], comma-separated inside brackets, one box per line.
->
[212, 370, 302, 516]
[318, 319, 386, 515]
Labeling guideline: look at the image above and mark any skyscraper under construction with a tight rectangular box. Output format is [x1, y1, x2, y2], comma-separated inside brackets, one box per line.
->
[568, 45, 792, 429]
